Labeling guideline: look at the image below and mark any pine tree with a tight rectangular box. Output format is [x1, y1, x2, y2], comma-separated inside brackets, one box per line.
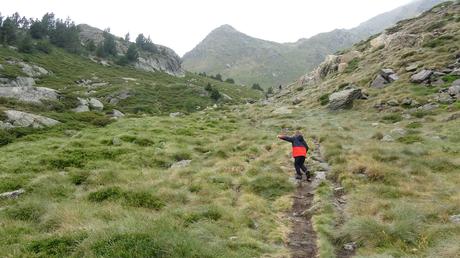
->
[126, 44, 139, 62]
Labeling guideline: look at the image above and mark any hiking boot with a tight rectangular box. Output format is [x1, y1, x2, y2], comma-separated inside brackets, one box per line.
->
[295, 174, 302, 180]
[306, 176, 312, 182]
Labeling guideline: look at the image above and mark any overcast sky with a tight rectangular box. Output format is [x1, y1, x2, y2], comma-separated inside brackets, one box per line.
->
[1, 0, 413, 56]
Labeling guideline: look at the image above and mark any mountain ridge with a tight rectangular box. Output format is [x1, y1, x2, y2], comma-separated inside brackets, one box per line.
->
[182, 0, 446, 88]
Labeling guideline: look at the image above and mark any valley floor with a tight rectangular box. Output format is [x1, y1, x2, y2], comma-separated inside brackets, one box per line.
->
[0, 100, 459, 257]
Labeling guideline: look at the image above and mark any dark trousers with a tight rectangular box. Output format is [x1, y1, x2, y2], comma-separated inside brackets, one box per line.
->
[294, 156, 309, 176]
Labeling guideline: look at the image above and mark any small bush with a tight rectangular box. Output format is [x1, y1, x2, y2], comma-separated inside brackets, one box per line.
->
[345, 58, 360, 73]
[426, 20, 447, 31]
[381, 114, 402, 123]
[0, 130, 15, 146]
[29, 234, 86, 256]
[5, 202, 45, 222]
[70, 171, 90, 185]
[398, 135, 423, 144]
[406, 122, 422, 129]
[318, 93, 330, 106]
[442, 74, 460, 83]
[184, 206, 222, 224]
[371, 132, 384, 140]
[0, 177, 25, 192]
[35, 40, 53, 54]
[88, 187, 123, 202]
[123, 191, 165, 210]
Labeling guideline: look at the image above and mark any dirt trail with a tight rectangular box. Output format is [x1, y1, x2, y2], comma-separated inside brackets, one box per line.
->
[287, 138, 354, 258]
[286, 139, 326, 258]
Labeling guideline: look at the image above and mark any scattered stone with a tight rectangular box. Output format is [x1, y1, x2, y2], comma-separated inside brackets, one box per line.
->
[448, 85, 460, 98]
[273, 106, 292, 114]
[405, 64, 419, 72]
[435, 93, 455, 104]
[0, 76, 35, 87]
[387, 99, 399, 106]
[382, 135, 395, 142]
[0, 86, 58, 104]
[452, 79, 460, 86]
[111, 109, 125, 118]
[122, 77, 137, 81]
[370, 74, 388, 88]
[0, 64, 3, 70]
[334, 187, 345, 195]
[417, 103, 439, 111]
[170, 160, 191, 169]
[451, 68, 460, 76]
[449, 214, 460, 224]
[372, 122, 379, 126]
[0, 121, 14, 129]
[344, 242, 357, 251]
[112, 137, 122, 146]
[292, 98, 302, 105]
[410, 69, 433, 83]
[328, 88, 363, 110]
[169, 112, 184, 118]
[4, 110, 60, 128]
[229, 236, 238, 241]
[402, 114, 412, 120]
[222, 93, 233, 100]
[391, 128, 407, 136]
[20, 62, 49, 77]
[401, 98, 413, 106]
[0, 189, 25, 199]
[88, 98, 104, 111]
[445, 113, 460, 122]
[73, 98, 90, 112]
[441, 68, 453, 74]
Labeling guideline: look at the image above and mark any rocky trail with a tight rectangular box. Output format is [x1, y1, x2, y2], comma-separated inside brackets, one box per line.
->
[287, 138, 354, 258]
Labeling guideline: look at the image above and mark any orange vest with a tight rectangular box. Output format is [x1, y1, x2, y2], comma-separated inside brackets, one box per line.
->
[292, 146, 307, 157]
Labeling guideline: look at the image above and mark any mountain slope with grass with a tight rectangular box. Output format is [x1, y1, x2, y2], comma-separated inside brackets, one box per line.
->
[182, 0, 446, 89]
[0, 2, 459, 258]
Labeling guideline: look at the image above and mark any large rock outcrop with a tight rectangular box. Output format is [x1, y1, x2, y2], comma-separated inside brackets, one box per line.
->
[328, 88, 363, 110]
[0, 86, 58, 103]
[2, 110, 60, 128]
[78, 24, 184, 77]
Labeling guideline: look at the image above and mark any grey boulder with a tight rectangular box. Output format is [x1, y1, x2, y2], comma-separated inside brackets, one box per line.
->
[328, 88, 363, 110]
[4, 110, 60, 128]
[89, 98, 104, 111]
[0, 86, 58, 103]
[410, 69, 433, 83]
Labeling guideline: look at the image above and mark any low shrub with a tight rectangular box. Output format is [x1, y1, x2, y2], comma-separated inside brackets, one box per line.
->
[398, 135, 423, 144]
[5, 202, 45, 222]
[381, 114, 402, 123]
[318, 93, 330, 106]
[70, 171, 90, 185]
[28, 234, 86, 256]
[88, 187, 123, 202]
[123, 191, 165, 210]
[184, 206, 222, 225]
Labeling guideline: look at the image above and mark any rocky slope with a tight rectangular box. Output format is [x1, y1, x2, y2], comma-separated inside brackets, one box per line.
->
[269, 2, 460, 256]
[182, 0, 446, 88]
[78, 24, 184, 77]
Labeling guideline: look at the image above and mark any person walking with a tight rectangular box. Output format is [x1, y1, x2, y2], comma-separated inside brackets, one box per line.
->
[278, 131, 311, 181]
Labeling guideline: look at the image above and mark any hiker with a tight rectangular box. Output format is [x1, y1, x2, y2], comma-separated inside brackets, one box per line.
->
[279, 85, 282, 90]
[278, 131, 311, 181]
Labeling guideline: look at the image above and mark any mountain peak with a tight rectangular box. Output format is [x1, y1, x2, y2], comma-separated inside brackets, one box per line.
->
[213, 24, 238, 33]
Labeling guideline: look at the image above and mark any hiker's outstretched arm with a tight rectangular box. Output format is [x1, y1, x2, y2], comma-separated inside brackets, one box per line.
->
[278, 135, 293, 142]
